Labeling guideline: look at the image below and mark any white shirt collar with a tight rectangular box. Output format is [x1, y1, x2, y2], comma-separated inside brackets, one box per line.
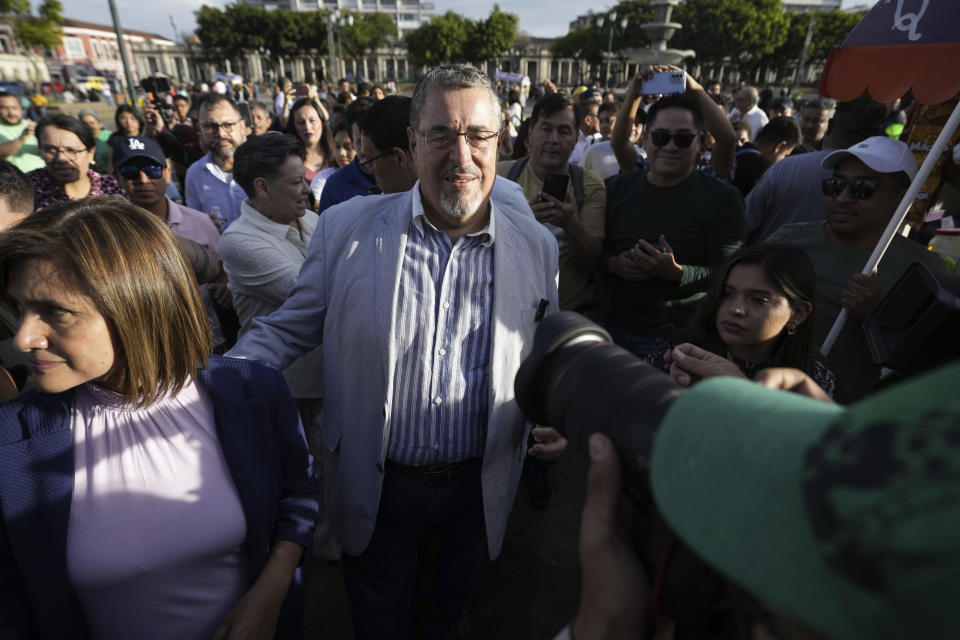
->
[409, 180, 495, 246]
[239, 199, 304, 240]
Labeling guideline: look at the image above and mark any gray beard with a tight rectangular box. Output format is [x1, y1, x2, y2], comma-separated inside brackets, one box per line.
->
[211, 144, 235, 160]
[440, 188, 485, 219]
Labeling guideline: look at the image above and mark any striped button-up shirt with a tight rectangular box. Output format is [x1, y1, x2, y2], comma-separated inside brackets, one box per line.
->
[386, 193, 495, 466]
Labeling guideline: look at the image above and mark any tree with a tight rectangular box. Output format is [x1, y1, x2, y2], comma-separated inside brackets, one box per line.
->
[340, 11, 397, 60]
[466, 5, 518, 64]
[403, 11, 472, 67]
[551, 1, 653, 69]
[195, 4, 328, 76]
[0, 0, 63, 50]
[404, 7, 518, 67]
[808, 9, 865, 59]
[672, 0, 790, 74]
[761, 8, 866, 79]
[551, 24, 604, 66]
[195, 4, 245, 63]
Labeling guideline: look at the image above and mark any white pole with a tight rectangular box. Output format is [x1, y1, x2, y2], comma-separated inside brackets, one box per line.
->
[820, 98, 960, 356]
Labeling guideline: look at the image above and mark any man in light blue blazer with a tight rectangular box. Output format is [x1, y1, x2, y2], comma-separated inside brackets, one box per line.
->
[229, 64, 563, 639]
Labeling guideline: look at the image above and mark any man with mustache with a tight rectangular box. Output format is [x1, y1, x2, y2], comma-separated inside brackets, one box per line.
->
[498, 92, 606, 313]
[229, 64, 564, 639]
[184, 93, 248, 230]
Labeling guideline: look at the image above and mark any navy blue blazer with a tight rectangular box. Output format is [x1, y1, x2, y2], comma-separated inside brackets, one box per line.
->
[0, 355, 321, 639]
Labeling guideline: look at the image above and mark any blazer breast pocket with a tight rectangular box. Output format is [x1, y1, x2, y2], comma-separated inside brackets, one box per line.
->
[519, 306, 541, 344]
[520, 306, 540, 327]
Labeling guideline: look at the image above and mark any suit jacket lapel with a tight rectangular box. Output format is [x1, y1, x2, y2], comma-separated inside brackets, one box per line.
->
[0, 392, 88, 637]
[489, 206, 523, 449]
[375, 193, 410, 460]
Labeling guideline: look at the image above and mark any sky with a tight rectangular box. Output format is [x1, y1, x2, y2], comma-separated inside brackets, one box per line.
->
[60, 0, 878, 44]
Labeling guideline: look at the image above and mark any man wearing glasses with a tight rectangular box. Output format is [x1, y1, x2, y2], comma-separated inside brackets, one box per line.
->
[26, 114, 127, 209]
[604, 91, 746, 358]
[184, 93, 248, 230]
[230, 64, 564, 639]
[768, 137, 946, 402]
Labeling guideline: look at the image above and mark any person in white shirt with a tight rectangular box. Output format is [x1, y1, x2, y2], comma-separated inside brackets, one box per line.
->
[219, 131, 323, 414]
[729, 86, 769, 140]
[569, 98, 601, 165]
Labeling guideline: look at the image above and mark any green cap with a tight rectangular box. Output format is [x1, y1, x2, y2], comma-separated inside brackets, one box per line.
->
[650, 360, 960, 639]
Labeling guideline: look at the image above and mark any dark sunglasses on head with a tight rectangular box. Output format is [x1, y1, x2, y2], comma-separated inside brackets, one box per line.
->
[117, 164, 165, 180]
[821, 176, 881, 200]
[649, 130, 699, 148]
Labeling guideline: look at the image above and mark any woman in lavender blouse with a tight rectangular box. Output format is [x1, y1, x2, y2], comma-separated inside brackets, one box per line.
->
[0, 197, 320, 639]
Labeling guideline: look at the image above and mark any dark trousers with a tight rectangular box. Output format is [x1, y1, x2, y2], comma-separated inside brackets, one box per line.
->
[341, 462, 487, 640]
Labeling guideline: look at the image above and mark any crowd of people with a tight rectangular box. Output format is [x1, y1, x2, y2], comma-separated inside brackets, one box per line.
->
[0, 60, 957, 640]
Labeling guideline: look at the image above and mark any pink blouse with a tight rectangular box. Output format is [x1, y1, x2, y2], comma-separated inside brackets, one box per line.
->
[66, 379, 248, 639]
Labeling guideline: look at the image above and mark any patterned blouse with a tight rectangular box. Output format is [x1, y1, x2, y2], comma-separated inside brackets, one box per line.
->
[27, 168, 128, 209]
[648, 335, 838, 399]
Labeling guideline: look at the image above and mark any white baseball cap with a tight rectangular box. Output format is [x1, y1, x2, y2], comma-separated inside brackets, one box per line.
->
[822, 136, 918, 180]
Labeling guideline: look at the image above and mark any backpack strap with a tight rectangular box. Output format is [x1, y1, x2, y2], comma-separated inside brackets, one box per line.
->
[568, 163, 586, 212]
[505, 157, 528, 182]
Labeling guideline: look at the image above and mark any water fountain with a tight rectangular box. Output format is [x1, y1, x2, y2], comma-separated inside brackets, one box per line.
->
[625, 0, 694, 66]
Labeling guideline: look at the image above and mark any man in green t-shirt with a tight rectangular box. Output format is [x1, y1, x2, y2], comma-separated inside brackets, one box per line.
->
[0, 91, 44, 173]
[769, 136, 946, 402]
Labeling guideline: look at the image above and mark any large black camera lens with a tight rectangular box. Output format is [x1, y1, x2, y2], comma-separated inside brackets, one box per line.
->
[514, 312, 683, 484]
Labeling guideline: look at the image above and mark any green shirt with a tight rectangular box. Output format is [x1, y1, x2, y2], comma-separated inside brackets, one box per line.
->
[0, 120, 44, 173]
[94, 129, 111, 172]
[768, 221, 947, 403]
[604, 168, 746, 332]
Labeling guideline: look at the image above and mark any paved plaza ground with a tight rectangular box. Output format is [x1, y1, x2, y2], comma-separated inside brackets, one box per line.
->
[304, 445, 589, 639]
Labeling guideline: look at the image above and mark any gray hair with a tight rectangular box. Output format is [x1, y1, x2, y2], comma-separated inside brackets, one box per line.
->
[410, 64, 501, 130]
[738, 86, 760, 107]
[802, 96, 838, 117]
[76, 108, 101, 123]
[249, 100, 272, 117]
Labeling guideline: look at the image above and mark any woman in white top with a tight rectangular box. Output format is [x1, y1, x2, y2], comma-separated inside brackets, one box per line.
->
[0, 197, 320, 639]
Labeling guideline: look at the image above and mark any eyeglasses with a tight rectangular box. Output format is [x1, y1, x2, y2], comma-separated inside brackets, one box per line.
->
[40, 145, 88, 160]
[117, 164, 165, 180]
[413, 127, 501, 150]
[200, 120, 241, 135]
[358, 152, 385, 168]
[821, 176, 882, 200]
[649, 130, 699, 148]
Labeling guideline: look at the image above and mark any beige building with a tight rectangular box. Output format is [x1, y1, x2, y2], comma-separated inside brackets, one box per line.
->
[0, 23, 51, 85]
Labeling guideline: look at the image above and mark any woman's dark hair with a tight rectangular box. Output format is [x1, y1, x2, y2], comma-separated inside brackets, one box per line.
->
[113, 104, 147, 137]
[285, 97, 337, 169]
[36, 114, 95, 150]
[689, 244, 817, 370]
[233, 132, 305, 199]
[512, 119, 531, 160]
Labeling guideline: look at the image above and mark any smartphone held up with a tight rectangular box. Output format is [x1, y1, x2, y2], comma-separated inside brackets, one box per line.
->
[641, 70, 686, 95]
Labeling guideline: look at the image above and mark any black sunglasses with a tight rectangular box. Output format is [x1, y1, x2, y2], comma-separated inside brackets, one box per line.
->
[118, 164, 165, 180]
[821, 176, 881, 200]
[649, 130, 699, 148]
